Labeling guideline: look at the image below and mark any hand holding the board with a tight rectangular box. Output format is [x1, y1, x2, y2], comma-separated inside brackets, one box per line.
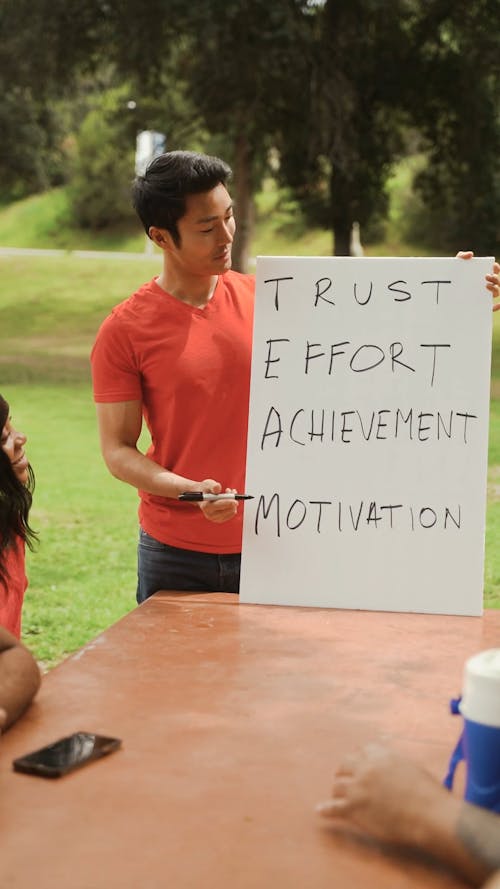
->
[456, 251, 500, 310]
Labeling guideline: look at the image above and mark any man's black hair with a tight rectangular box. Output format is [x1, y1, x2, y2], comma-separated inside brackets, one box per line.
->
[132, 150, 232, 246]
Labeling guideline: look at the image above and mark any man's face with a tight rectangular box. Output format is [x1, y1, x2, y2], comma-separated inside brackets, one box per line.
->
[168, 183, 236, 276]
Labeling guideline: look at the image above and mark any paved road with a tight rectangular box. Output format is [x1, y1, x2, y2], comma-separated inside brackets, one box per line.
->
[0, 246, 159, 260]
[0, 245, 258, 268]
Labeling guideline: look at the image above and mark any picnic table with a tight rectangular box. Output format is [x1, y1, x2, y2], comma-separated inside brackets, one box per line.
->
[1, 592, 499, 888]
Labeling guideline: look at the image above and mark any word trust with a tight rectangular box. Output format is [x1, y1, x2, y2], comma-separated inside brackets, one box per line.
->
[263, 276, 452, 311]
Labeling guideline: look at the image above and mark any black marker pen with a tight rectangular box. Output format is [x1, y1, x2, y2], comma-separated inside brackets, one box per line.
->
[178, 492, 254, 502]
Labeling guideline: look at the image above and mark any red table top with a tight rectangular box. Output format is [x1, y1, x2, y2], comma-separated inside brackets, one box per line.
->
[1, 593, 499, 889]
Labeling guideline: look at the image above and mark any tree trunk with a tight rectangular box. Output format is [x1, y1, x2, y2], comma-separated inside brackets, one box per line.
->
[333, 222, 351, 256]
[330, 167, 353, 256]
[231, 131, 255, 274]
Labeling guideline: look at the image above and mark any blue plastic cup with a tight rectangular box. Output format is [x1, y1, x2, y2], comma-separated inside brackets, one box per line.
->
[444, 649, 500, 813]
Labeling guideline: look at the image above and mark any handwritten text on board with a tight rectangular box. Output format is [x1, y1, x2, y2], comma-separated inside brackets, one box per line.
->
[240, 257, 493, 615]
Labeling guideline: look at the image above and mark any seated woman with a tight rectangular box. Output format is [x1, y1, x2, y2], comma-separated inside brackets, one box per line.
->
[0, 394, 37, 638]
[0, 624, 40, 732]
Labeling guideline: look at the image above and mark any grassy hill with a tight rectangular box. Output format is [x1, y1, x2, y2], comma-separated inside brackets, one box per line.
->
[0, 176, 429, 258]
[0, 188, 145, 252]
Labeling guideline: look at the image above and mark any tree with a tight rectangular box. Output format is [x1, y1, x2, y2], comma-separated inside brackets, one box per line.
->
[68, 59, 208, 231]
[278, 0, 500, 256]
[3, 0, 497, 256]
[102, 0, 313, 270]
[0, 0, 111, 199]
[69, 86, 137, 229]
[407, 0, 500, 254]
[278, 0, 415, 254]
[177, 1, 312, 270]
[0, 90, 64, 201]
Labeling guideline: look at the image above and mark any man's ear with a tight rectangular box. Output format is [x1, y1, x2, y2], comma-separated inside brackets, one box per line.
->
[148, 227, 173, 250]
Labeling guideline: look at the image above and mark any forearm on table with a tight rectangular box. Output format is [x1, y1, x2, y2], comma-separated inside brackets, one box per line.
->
[103, 443, 199, 499]
[0, 644, 41, 731]
[422, 792, 500, 885]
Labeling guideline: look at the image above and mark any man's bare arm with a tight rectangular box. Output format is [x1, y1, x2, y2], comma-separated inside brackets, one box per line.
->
[0, 627, 41, 731]
[456, 251, 500, 309]
[95, 401, 238, 523]
[96, 400, 198, 498]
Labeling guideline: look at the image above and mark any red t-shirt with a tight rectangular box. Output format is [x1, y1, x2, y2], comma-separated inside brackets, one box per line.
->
[0, 538, 27, 639]
[91, 271, 255, 553]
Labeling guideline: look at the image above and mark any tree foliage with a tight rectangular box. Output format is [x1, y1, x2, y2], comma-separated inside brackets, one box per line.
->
[279, 0, 415, 253]
[278, 0, 499, 254]
[406, 0, 500, 254]
[99, 0, 313, 268]
[1, 0, 498, 255]
[0, 0, 110, 200]
[68, 55, 207, 230]
[69, 86, 137, 229]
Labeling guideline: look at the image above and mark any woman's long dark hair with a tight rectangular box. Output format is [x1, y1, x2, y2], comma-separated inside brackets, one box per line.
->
[0, 395, 37, 590]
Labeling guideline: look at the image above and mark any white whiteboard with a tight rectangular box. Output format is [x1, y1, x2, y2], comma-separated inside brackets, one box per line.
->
[240, 256, 493, 615]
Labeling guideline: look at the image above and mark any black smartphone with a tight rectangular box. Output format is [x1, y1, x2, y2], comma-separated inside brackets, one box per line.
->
[12, 731, 122, 778]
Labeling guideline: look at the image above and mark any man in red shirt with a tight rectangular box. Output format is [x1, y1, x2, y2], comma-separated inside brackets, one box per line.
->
[92, 151, 500, 604]
[91, 151, 254, 601]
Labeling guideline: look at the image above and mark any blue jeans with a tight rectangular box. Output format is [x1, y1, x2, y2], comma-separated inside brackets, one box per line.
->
[136, 527, 241, 603]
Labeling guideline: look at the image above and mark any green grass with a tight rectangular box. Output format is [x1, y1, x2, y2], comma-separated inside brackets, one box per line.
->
[0, 188, 146, 252]
[0, 252, 161, 666]
[0, 254, 162, 384]
[0, 186, 498, 666]
[17, 383, 140, 666]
